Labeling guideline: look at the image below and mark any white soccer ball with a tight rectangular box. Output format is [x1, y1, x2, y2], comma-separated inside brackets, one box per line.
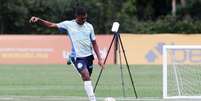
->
[104, 97, 116, 101]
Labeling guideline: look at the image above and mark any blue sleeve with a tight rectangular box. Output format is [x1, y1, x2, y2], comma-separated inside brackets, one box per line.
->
[58, 28, 67, 33]
[90, 24, 96, 41]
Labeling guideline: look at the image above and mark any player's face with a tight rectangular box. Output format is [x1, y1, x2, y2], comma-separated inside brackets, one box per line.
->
[76, 14, 87, 25]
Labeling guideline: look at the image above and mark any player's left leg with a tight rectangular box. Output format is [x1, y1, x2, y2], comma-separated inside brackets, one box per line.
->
[87, 55, 94, 77]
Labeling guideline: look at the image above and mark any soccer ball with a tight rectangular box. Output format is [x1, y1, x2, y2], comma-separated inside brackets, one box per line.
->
[104, 97, 116, 101]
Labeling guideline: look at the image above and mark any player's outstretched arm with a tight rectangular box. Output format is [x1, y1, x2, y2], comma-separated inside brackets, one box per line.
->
[29, 16, 58, 29]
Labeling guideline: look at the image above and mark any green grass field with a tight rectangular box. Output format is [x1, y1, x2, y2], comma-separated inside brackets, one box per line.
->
[0, 64, 171, 101]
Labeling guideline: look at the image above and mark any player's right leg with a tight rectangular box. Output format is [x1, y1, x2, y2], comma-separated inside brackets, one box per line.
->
[74, 58, 96, 101]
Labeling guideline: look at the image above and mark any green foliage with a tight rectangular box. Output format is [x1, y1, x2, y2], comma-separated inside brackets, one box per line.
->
[186, 0, 201, 20]
[130, 16, 201, 34]
[0, 0, 138, 34]
[0, 0, 29, 33]
[1, 0, 201, 34]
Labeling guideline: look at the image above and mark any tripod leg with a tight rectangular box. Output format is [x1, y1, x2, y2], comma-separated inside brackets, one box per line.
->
[94, 34, 116, 92]
[117, 33, 138, 98]
[118, 38, 126, 97]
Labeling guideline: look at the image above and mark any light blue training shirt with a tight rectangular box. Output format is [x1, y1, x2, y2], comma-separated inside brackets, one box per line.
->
[57, 20, 96, 58]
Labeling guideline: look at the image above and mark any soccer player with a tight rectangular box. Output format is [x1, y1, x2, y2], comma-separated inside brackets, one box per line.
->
[29, 6, 104, 101]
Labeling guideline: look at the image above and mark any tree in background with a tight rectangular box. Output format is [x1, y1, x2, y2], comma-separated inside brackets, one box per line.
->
[0, 0, 29, 34]
[0, 0, 137, 34]
[27, 0, 75, 34]
[1, 0, 201, 34]
[136, 0, 171, 20]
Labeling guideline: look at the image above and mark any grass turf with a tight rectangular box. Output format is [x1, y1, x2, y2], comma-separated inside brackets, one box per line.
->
[0, 64, 162, 98]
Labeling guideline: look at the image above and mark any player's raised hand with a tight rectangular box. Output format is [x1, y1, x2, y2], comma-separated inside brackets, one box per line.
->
[29, 16, 40, 23]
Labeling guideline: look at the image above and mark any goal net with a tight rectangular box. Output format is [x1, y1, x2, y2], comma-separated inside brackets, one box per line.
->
[163, 45, 201, 99]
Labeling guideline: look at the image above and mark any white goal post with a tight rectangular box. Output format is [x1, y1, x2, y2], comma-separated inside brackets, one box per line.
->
[163, 45, 201, 99]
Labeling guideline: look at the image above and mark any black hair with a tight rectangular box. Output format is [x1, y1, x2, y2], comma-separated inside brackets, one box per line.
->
[75, 6, 87, 16]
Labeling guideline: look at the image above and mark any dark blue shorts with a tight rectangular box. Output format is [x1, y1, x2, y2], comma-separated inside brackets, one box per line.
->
[71, 55, 94, 76]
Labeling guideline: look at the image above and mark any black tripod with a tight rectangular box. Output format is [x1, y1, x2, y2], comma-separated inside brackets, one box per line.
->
[94, 32, 138, 98]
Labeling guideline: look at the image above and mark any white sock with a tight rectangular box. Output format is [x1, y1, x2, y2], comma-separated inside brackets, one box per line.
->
[84, 81, 96, 101]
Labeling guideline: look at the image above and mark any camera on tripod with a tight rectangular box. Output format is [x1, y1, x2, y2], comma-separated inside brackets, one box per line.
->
[111, 22, 120, 33]
[94, 22, 138, 98]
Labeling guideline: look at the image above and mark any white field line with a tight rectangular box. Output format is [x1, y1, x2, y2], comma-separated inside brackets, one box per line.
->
[0, 96, 163, 101]
[0, 96, 201, 101]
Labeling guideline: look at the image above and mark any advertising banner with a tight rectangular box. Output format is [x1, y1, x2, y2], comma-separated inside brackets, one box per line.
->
[1, 34, 201, 64]
[0, 35, 114, 64]
[120, 34, 201, 64]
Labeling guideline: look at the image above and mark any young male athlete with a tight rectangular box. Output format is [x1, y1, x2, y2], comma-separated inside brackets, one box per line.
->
[29, 6, 104, 101]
